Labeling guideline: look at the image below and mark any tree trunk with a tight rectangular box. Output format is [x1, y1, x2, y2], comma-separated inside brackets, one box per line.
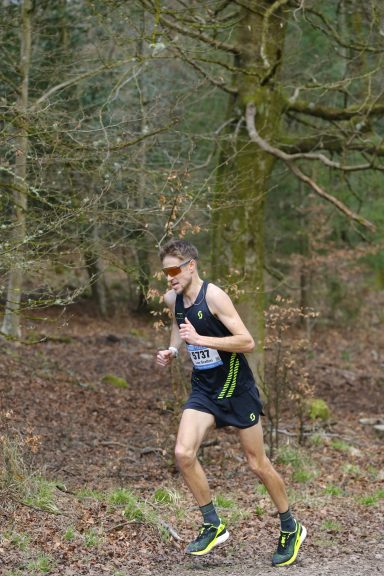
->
[84, 225, 108, 317]
[2, 0, 33, 338]
[211, 1, 287, 374]
[134, 8, 150, 312]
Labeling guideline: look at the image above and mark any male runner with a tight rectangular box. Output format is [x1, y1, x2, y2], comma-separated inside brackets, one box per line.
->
[156, 239, 306, 566]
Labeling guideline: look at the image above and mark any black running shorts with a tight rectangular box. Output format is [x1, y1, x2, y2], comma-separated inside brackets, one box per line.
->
[184, 384, 263, 429]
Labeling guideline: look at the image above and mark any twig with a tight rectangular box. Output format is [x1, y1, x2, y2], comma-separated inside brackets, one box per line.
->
[100, 441, 130, 448]
[106, 521, 131, 533]
[140, 447, 165, 456]
[159, 520, 183, 541]
[201, 439, 219, 448]
[55, 484, 76, 496]
[17, 499, 67, 516]
[106, 519, 182, 541]
[117, 455, 138, 463]
[277, 428, 361, 443]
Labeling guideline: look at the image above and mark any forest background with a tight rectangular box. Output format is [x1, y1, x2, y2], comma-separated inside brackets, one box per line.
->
[0, 2, 383, 576]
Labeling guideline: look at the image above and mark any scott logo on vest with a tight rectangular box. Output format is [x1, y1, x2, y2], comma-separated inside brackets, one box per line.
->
[197, 311, 203, 319]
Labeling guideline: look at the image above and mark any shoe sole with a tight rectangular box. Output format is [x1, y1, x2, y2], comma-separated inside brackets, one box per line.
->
[187, 530, 230, 556]
[273, 524, 307, 567]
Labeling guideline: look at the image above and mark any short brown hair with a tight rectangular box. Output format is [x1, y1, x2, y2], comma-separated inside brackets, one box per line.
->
[159, 239, 199, 262]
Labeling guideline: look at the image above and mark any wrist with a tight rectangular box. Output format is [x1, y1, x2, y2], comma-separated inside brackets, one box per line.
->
[194, 335, 204, 346]
[168, 346, 179, 358]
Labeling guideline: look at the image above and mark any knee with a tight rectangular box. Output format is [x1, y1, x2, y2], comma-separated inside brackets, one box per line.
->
[174, 443, 196, 470]
[247, 454, 272, 480]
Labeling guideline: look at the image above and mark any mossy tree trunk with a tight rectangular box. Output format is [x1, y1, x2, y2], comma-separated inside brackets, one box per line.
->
[212, 1, 287, 374]
[2, 0, 33, 339]
[134, 7, 151, 312]
[84, 224, 108, 317]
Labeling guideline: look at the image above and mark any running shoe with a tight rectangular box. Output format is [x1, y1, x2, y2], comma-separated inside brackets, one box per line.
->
[272, 521, 307, 566]
[185, 521, 229, 555]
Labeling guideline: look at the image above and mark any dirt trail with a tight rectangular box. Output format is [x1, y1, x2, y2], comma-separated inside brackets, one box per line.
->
[1, 306, 383, 576]
[165, 555, 383, 576]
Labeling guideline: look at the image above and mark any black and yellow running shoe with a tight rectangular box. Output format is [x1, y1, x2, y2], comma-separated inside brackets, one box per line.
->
[272, 521, 307, 566]
[185, 521, 229, 556]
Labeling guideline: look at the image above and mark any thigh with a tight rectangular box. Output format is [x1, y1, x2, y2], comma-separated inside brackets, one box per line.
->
[238, 419, 267, 462]
[176, 408, 215, 454]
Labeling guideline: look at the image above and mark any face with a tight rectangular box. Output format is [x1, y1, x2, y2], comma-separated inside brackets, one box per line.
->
[161, 255, 194, 293]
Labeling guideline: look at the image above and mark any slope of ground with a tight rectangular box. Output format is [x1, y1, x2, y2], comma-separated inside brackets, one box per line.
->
[0, 302, 383, 576]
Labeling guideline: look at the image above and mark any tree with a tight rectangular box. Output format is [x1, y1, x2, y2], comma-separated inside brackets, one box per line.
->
[1, 0, 33, 338]
[0, 1, 180, 334]
[139, 0, 383, 369]
[2, 0, 383, 343]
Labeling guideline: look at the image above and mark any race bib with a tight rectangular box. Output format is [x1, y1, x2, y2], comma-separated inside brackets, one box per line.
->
[187, 344, 223, 370]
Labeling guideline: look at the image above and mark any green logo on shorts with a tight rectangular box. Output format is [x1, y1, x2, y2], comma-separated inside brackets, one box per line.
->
[197, 310, 203, 319]
[250, 412, 256, 422]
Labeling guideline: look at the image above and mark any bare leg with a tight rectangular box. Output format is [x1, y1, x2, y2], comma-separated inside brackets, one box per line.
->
[175, 409, 215, 506]
[238, 420, 289, 513]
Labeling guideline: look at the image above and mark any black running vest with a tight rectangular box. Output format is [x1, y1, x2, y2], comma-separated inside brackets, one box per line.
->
[175, 281, 256, 398]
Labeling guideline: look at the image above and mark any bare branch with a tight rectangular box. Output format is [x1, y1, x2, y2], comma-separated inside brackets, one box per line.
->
[245, 103, 375, 231]
[31, 59, 138, 111]
[247, 106, 373, 171]
[0, 72, 20, 94]
[168, 40, 237, 95]
[305, 7, 384, 54]
[139, 0, 239, 55]
[65, 122, 175, 152]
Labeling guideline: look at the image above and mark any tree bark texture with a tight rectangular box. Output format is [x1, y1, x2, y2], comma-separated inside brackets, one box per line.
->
[211, 1, 287, 373]
[84, 225, 108, 318]
[2, 0, 33, 338]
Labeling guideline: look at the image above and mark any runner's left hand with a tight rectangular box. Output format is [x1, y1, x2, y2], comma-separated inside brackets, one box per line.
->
[179, 317, 199, 345]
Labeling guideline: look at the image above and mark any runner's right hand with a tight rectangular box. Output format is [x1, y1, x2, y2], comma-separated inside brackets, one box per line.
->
[156, 349, 174, 367]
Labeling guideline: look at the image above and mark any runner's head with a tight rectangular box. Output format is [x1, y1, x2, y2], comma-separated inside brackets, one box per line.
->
[159, 239, 198, 263]
[159, 239, 199, 292]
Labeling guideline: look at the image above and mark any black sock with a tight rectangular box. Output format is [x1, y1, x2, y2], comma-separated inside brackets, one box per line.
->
[199, 501, 220, 527]
[279, 508, 296, 532]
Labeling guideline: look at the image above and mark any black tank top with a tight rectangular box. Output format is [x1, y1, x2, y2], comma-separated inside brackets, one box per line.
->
[175, 281, 256, 398]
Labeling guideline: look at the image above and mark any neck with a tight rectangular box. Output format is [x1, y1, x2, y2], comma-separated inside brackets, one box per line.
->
[183, 276, 203, 306]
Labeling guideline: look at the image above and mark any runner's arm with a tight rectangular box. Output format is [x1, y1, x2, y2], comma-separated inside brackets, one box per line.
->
[179, 284, 255, 353]
[156, 290, 183, 366]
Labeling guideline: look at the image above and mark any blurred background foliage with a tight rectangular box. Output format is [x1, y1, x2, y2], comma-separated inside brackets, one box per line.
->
[0, 0, 383, 336]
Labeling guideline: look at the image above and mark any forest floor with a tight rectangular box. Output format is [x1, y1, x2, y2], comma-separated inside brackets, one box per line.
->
[0, 299, 383, 576]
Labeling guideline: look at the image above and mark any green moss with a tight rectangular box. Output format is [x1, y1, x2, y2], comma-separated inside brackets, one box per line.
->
[101, 374, 128, 389]
[307, 398, 331, 421]
[331, 439, 350, 452]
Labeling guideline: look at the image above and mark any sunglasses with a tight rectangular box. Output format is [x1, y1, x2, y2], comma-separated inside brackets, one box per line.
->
[162, 258, 192, 278]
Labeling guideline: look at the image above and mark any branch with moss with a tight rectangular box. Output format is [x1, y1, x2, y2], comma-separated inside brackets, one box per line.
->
[260, 0, 290, 69]
[279, 128, 384, 163]
[287, 98, 384, 121]
[245, 103, 375, 231]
